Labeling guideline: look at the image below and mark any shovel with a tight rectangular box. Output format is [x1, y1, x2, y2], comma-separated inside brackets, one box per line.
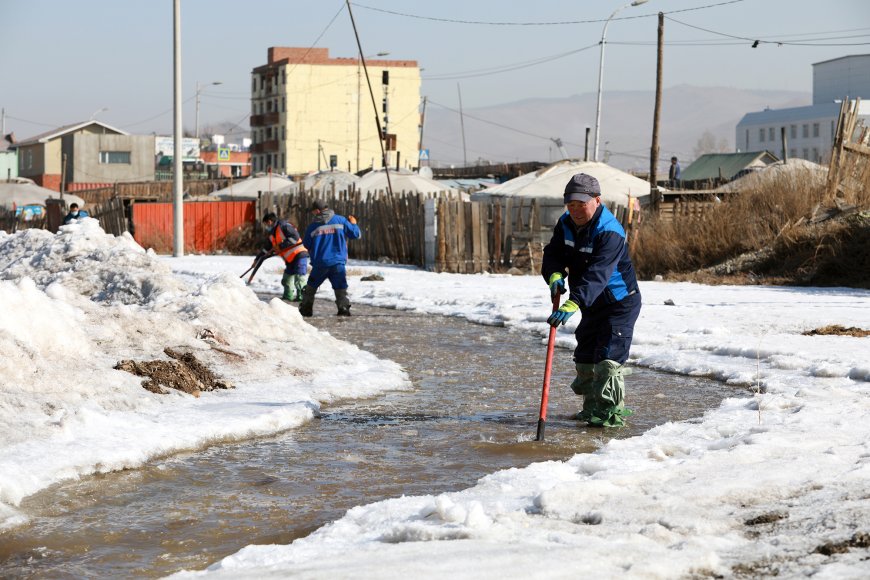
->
[536, 293, 561, 441]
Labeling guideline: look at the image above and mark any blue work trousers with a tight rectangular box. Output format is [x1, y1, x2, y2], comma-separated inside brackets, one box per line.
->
[306, 263, 348, 291]
[573, 292, 642, 365]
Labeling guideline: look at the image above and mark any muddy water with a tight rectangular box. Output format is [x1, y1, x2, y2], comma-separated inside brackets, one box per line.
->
[0, 300, 739, 578]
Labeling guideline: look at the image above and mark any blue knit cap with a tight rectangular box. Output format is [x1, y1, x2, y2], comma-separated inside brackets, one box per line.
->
[563, 173, 601, 203]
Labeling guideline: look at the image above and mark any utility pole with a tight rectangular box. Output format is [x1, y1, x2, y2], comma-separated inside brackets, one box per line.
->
[417, 96, 427, 172]
[457, 83, 467, 167]
[172, 0, 184, 257]
[650, 11, 664, 201]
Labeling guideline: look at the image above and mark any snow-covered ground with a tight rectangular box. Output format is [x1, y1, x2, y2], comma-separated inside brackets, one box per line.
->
[2, 219, 870, 578]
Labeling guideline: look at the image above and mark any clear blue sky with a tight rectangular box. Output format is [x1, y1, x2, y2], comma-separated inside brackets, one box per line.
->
[2, 0, 869, 143]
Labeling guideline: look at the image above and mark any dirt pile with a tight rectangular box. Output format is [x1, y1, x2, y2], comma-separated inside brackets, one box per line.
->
[115, 348, 234, 396]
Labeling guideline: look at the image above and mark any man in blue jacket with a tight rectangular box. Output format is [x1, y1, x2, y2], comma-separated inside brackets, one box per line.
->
[298, 199, 361, 317]
[542, 173, 642, 427]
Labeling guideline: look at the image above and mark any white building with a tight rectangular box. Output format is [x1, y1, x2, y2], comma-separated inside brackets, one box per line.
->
[736, 54, 870, 164]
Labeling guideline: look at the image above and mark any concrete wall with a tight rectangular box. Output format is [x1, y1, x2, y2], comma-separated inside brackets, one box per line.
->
[0, 151, 18, 180]
[72, 134, 156, 183]
[813, 55, 870, 105]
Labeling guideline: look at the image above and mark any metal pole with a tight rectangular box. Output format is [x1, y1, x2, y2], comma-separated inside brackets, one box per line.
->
[593, 0, 648, 163]
[195, 81, 201, 140]
[172, 0, 184, 257]
[457, 83, 467, 166]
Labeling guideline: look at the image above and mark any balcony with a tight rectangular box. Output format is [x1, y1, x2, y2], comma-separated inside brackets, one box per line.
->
[250, 112, 280, 127]
[250, 140, 279, 153]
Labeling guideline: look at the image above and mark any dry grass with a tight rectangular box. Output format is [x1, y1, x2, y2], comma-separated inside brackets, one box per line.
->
[632, 165, 869, 288]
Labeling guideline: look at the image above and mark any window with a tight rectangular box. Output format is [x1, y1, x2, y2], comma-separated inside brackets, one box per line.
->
[769, 127, 775, 141]
[789, 149, 796, 159]
[802, 148, 809, 159]
[282, 97, 285, 113]
[812, 123, 819, 138]
[831, 120, 836, 138]
[790, 125, 797, 139]
[802, 124, 809, 138]
[252, 76, 257, 92]
[812, 148, 819, 162]
[99, 151, 131, 164]
[759, 128, 765, 142]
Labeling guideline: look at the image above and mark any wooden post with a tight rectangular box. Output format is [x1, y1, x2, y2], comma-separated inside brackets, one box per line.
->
[649, 12, 664, 189]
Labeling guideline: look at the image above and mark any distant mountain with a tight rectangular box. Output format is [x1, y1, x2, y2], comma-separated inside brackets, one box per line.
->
[423, 85, 810, 173]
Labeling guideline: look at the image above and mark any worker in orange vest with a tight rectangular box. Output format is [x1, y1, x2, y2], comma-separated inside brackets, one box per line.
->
[260, 212, 309, 301]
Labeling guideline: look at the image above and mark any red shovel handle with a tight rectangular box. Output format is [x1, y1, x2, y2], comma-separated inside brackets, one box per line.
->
[536, 293, 561, 441]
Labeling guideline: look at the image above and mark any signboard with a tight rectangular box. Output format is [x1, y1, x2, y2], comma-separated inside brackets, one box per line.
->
[218, 147, 230, 161]
[419, 149, 430, 160]
[155, 136, 201, 162]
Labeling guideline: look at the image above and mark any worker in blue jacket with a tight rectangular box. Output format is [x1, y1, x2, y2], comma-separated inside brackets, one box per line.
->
[298, 199, 361, 317]
[541, 173, 642, 427]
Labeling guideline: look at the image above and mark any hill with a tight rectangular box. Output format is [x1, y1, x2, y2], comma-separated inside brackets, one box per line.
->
[423, 85, 809, 173]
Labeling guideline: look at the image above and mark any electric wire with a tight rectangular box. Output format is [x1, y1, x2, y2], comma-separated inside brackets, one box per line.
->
[352, 0, 745, 26]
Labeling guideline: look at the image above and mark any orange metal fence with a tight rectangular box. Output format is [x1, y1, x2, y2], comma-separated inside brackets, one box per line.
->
[132, 201, 255, 253]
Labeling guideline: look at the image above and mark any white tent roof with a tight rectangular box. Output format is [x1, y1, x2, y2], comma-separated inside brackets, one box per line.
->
[209, 174, 298, 199]
[302, 169, 359, 193]
[0, 179, 84, 209]
[472, 160, 651, 207]
[356, 168, 458, 196]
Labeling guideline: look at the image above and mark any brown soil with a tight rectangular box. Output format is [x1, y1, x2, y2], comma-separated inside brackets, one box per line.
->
[802, 325, 870, 337]
[815, 532, 870, 556]
[115, 348, 234, 396]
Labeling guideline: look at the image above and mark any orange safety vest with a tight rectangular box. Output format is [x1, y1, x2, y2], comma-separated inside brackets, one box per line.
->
[270, 224, 307, 263]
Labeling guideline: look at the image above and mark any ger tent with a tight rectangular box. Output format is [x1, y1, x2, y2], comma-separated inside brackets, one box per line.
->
[302, 169, 359, 193]
[0, 179, 84, 210]
[356, 168, 458, 196]
[471, 160, 650, 206]
[209, 173, 298, 200]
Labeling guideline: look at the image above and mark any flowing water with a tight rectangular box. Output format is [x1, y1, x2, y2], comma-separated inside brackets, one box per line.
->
[0, 300, 740, 578]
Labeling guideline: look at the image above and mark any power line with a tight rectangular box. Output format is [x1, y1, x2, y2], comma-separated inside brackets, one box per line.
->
[424, 43, 598, 81]
[352, 0, 745, 26]
[666, 16, 870, 46]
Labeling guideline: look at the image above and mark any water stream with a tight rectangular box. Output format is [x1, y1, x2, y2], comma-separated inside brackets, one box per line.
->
[0, 300, 739, 578]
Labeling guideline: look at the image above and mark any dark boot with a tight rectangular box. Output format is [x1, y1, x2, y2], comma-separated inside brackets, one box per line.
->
[281, 273, 294, 301]
[298, 285, 316, 317]
[335, 288, 351, 316]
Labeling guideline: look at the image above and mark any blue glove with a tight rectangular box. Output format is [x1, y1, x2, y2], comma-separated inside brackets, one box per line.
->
[547, 299, 579, 327]
[548, 272, 567, 298]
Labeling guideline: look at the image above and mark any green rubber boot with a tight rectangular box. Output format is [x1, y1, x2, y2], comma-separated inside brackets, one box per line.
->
[586, 359, 634, 428]
[570, 362, 597, 421]
[281, 273, 294, 301]
[292, 275, 305, 301]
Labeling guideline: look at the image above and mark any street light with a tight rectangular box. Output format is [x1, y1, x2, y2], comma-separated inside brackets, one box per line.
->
[90, 107, 109, 121]
[357, 52, 389, 172]
[593, 0, 648, 162]
[195, 80, 222, 139]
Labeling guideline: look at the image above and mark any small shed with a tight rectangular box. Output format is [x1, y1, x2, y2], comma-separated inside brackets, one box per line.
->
[681, 151, 780, 186]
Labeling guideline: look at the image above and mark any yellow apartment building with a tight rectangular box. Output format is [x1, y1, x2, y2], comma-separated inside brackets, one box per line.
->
[251, 47, 421, 176]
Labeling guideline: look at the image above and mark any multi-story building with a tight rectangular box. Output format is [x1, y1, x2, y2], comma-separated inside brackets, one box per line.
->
[250, 47, 421, 176]
[736, 54, 870, 164]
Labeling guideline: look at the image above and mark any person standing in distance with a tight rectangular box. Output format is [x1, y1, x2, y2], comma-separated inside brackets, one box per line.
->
[668, 156, 681, 189]
[261, 212, 309, 301]
[298, 199, 360, 317]
[542, 173, 642, 427]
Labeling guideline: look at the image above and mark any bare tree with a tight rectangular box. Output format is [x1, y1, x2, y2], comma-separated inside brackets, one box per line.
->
[692, 130, 731, 158]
